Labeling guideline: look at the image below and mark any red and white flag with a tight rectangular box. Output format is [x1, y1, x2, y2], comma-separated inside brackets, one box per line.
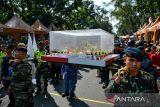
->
[149, 16, 152, 24]
[105, 94, 117, 104]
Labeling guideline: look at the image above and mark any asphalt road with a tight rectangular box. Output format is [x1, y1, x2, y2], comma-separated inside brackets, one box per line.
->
[0, 68, 113, 107]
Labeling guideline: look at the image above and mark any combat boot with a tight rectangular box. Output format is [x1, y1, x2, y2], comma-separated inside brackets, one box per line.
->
[35, 88, 42, 95]
[62, 91, 69, 97]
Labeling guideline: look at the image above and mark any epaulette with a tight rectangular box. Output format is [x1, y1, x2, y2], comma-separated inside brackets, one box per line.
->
[139, 70, 153, 79]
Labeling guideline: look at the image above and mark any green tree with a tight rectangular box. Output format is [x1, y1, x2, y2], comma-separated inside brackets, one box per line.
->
[0, 0, 113, 33]
[109, 0, 160, 35]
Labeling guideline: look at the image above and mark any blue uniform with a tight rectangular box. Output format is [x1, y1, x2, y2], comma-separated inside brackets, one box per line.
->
[61, 64, 77, 93]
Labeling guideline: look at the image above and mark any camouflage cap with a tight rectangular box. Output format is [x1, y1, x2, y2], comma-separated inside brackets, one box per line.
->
[17, 43, 26, 48]
[38, 41, 44, 45]
[124, 47, 143, 61]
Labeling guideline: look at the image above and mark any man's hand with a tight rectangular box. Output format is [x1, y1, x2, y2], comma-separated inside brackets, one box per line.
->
[12, 59, 22, 65]
[157, 66, 160, 70]
[114, 76, 122, 84]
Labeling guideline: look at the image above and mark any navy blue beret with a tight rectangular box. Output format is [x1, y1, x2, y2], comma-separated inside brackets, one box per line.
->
[124, 47, 143, 61]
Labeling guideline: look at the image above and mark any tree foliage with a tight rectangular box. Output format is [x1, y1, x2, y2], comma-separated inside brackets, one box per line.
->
[0, 0, 113, 33]
[109, 0, 160, 35]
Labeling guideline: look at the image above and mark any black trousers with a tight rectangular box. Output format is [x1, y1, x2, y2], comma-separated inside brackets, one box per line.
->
[50, 63, 61, 83]
[100, 69, 109, 86]
[3, 79, 15, 107]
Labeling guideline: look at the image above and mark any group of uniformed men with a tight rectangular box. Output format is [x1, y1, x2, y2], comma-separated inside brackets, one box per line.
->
[0, 41, 78, 107]
[0, 40, 160, 107]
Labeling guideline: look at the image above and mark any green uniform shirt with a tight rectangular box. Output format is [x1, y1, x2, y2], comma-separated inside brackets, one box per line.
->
[35, 50, 46, 65]
[11, 61, 33, 93]
[0, 51, 6, 65]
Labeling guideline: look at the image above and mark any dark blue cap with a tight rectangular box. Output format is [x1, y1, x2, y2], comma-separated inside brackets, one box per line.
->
[137, 46, 144, 51]
[124, 47, 143, 61]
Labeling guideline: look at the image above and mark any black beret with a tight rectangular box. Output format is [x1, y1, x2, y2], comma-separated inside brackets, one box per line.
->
[17, 47, 27, 53]
[124, 47, 143, 61]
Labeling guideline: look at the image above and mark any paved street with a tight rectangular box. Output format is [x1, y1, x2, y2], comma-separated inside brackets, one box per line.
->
[0, 68, 113, 107]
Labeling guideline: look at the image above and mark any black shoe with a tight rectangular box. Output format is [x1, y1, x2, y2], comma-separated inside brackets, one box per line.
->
[62, 92, 69, 97]
[99, 81, 103, 84]
[35, 88, 42, 95]
[43, 86, 48, 94]
[49, 79, 55, 85]
[7, 103, 14, 107]
[102, 84, 107, 89]
[69, 92, 75, 99]
[43, 90, 48, 94]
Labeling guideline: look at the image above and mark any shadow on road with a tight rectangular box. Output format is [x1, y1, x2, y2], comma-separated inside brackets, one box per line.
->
[77, 70, 83, 80]
[79, 68, 90, 73]
[67, 98, 89, 107]
[34, 93, 59, 107]
[53, 80, 64, 95]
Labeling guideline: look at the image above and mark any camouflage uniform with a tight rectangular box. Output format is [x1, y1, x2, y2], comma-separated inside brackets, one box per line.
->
[105, 47, 158, 106]
[105, 66, 157, 107]
[105, 66, 156, 93]
[35, 49, 49, 94]
[61, 64, 78, 98]
[11, 61, 34, 107]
